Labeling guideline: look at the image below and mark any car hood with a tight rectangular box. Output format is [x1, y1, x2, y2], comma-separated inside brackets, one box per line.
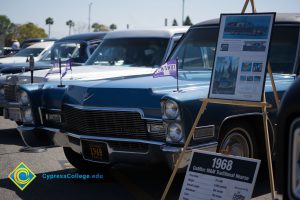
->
[62, 71, 212, 109]
[62, 72, 295, 111]
[0, 61, 52, 73]
[7, 65, 157, 85]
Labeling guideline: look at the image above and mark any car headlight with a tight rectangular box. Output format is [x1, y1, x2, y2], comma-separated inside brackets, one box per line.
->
[19, 91, 30, 105]
[163, 100, 179, 119]
[166, 122, 183, 143]
[22, 108, 33, 123]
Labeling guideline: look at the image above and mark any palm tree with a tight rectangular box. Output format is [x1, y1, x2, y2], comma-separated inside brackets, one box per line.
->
[66, 20, 75, 35]
[109, 24, 117, 31]
[45, 17, 54, 38]
[172, 19, 178, 26]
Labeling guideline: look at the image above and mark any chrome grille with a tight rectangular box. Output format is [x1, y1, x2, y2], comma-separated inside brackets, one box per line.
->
[62, 105, 165, 141]
[4, 85, 17, 101]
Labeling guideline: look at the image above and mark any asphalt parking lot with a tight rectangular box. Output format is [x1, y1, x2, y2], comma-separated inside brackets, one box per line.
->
[0, 116, 272, 200]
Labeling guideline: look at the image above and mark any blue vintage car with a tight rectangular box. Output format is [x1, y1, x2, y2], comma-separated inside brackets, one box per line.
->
[276, 77, 300, 200]
[17, 13, 300, 171]
[2, 28, 188, 123]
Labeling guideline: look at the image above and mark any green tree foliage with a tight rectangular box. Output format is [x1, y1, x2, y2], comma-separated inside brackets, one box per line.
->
[0, 16, 47, 46]
[45, 17, 54, 37]
[172, 19, 178, 26]
[0, 15, 17, 46]
[0, 15, 13, 35]
[92, 23, 110, 32]
[183, 16, 193, 26]
[66, 20, 75, 35]
[16, 23, 47, 43]
[109, 24, 117, 31]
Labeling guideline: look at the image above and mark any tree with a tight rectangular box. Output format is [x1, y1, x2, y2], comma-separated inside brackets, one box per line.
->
[0, 15, 16, 47]
[172, 19, 178, 26]
[66, 20, 75, 35]
[45, 17, 54, 38]
[183, 16, 193, 26]
[109, 24, 117, 31]
[91, 23, 109, 32]
[16, 23, 47, 43]
[0, 15, 12, 35]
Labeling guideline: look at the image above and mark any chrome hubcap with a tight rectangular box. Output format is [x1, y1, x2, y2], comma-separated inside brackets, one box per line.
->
[220, 132, 251, 157]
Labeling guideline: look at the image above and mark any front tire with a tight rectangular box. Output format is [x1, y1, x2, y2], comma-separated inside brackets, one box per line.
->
[217, 121, 259, 158]
[63, 147, 109, 172]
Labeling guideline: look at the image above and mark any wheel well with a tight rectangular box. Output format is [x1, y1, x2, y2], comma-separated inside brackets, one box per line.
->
[219, 114, 275, 155]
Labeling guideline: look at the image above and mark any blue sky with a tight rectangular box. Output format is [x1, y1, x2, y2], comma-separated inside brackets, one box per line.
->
[1, 0, 299, 38]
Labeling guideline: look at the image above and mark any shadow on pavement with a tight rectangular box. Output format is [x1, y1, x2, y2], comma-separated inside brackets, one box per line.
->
[0, 128, 25, 146]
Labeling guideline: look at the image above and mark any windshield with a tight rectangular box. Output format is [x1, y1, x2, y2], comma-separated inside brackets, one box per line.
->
[86, 38, 169, 67]
[48, 42, 88, 63]
[169, 27, 218, 72]
[14, 48, 44, 57]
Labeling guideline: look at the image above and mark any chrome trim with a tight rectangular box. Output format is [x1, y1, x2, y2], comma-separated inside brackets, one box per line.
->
[64, 103, 145, 118]
[65, 132, 165, 146]
[288, 118, 300, 199]
[64, 103, 163, 122]
[144, 117, 163, 121]
[291, 128, 300, 198]
[5, 102, 21, 108]
[38, 107, 43, 125]
[193, 125, 215, 140]
[41, 107, 61, 112]
[160, 141, 218, 153]
[219, 112, 275, 149]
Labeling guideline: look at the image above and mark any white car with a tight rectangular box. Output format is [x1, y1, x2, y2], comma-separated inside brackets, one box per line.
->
[0, 41, 54, 64]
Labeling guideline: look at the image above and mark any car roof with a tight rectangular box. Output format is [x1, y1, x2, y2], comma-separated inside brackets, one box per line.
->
[26, 41, 54, 48]
[104, 27, 189, 39]
[58, 32, 107, 42]
[193, 13, 300, 27]
[21, 38, 57, 43]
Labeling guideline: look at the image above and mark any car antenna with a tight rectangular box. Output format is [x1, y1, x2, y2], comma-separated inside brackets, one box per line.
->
[29, 54, 34, 83]
[58, 58, 65, 87]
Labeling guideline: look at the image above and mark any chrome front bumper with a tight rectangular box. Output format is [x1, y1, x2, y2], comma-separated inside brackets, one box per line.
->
[18, 126, 218, 170]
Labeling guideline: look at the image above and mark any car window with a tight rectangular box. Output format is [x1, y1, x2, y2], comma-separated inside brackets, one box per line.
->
[269, 26, 299, 74]
[86, 38, 169, 67]
[169, 25, 299, 75]
[169, 27, 218, 71]
[50, 42, 88, 63]
[88, 41, 101, 56]
[14, 48, 44, 57]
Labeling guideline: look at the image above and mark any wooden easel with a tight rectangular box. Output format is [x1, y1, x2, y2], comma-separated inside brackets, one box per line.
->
[161, 0, 279, 199]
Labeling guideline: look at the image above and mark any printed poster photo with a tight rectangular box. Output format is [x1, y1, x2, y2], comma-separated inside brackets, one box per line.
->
[243, 41, 267, 52]
[223, 15, 271, 39]
[212, 56, 239, 95]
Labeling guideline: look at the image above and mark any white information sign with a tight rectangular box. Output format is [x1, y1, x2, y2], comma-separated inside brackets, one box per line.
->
[209, 13, 275, 102]
[179, 150, 260, 200]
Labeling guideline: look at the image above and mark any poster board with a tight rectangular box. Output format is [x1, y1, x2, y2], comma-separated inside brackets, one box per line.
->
[179, 150, 260, 200]
[208, 13, 275, 102]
